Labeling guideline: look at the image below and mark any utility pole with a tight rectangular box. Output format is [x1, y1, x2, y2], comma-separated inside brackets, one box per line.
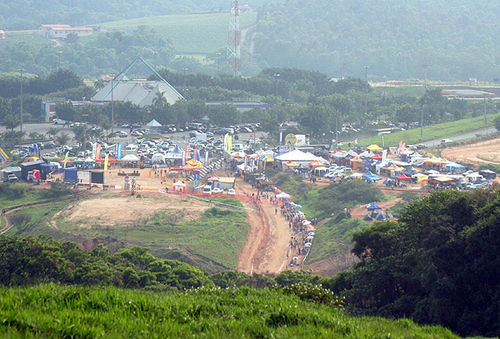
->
[19, 68, 23, 133]
[483, 97, 487, 128]
[57, 50, 63, 69]
[364, 66, 368, 122]
[273, 73, 280, 96]
[111, 76, 114, 133]
[420, 104, 424, 141]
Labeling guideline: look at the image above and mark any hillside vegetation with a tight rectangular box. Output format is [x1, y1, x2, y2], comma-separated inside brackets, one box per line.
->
[252, 0, 500, 80]
[331, 188, 500, 337]
[0, 284, 461, 338]
[0, 0, 271, 29]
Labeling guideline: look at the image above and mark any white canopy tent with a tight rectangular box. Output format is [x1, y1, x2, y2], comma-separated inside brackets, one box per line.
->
[121, 154, 140, 162]
[275, 150, 328, 166]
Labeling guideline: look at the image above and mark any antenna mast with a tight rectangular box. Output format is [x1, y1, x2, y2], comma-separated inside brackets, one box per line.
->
[228, 0, 241, 76]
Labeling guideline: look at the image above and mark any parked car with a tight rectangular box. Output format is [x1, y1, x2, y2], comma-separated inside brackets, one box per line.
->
[227, 188, 236, 195]
[7, 174, 18, 182]
[212, 187, 223, 194]
[202, 185, 212, 194]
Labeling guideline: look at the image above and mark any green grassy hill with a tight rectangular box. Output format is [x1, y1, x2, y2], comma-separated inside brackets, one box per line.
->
[3, 185, 249, 272]
[100, 12, 258, 54]
[358, 112, 500, 148]
[0, 284, 460, 338]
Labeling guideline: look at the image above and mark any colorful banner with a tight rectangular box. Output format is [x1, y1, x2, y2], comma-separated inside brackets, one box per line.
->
[63, 151, 69, 168]
[104, 153, 109, 171]
[192, 147, 198, 161]
[31, 143, 40, 156]
[196, 147, 201, 162]
[95, 143, 102, 160]
[204, 151, 209, 166]
[224, 134, 232, 154]
[182, 151, 186, 167]
[185, 145, 190, 163]
[116, 143, 122, 160]
[0, 147, 9, 161]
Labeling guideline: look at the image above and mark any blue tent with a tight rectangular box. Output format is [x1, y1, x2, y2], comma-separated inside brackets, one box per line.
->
[366, 202, 382, 210]
[363, 171, 382, 181]
[172, 146, 183, 154]
[375, 213, 387, 221]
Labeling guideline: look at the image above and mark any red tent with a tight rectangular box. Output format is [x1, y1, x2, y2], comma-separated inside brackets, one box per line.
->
[371, 154, 383, 160]
[396, 174, 412, 180]
[95, 156, 118, 162]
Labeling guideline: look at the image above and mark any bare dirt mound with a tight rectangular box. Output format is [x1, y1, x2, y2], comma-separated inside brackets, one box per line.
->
[441, 136, 500, 166]
[58, 193, 208, 228]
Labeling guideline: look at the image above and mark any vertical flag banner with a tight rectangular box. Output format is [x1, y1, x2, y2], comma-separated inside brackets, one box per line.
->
[32, 143, 40, 156]
[116, 143, 122, 160]
[196, 148, 201, 162]
[224, 134, 233, 153]
[185, 145, 190, 163]
[192, 147, 198, 161]
[63, 151, 69, 168]
[204, 151, 209, 166]
[354, 137, 358, 145]
[104, 153, 109, 171]
[95, 143, 102, 160]
[182, 151, 186, 167]
[0, 147, 10, 161]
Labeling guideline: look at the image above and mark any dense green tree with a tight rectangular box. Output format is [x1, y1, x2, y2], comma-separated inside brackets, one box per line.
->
[331, 189, 500, 337]
[2, 114, 20, 130]
[494, 116, 500, 131]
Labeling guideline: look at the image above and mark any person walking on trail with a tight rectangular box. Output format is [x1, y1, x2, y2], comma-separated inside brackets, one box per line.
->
[275, 208, 277, 215]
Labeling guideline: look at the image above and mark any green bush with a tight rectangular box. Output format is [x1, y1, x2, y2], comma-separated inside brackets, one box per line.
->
[277, 283, 345, 308]
[0, 182, 27, 200]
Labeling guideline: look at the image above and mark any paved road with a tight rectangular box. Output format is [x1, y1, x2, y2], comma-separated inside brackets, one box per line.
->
[420, 127, 497, 147]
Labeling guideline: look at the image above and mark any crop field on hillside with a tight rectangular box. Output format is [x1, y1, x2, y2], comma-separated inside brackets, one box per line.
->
[100, 12, 258, 53]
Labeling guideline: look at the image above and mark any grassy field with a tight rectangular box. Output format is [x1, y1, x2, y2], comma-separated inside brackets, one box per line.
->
[359, 112, 500, 147]
[0, 284, 460, 338]
[6, 194, 249, 270]
[100, 12, 258, 54]
[306, 218, 369, 264]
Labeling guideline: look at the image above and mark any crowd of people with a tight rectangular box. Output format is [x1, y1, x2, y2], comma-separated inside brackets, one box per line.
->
[280, 203, 315, 267]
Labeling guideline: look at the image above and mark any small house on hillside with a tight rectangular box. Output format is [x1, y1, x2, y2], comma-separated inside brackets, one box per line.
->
[40, 24, 93, 39]
[0, 30, 5, 39]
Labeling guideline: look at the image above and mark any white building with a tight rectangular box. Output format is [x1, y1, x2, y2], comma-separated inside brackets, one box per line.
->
[91, 79, 183, 107]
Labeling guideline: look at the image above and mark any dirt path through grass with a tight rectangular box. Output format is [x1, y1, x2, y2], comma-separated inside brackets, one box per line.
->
[234, 177, 292, 275]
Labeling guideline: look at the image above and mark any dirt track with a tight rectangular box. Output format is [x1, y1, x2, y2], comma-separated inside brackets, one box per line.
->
[441, 137, 500, 166]
[235, 177, 292, 275]
[61, 193, 208, 228]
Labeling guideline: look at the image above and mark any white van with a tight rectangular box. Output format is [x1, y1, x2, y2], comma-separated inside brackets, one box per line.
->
[202, 185, 212, 194]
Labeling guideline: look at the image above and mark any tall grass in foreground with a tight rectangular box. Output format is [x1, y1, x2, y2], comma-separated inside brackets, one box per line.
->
[0, 284, 460, 338]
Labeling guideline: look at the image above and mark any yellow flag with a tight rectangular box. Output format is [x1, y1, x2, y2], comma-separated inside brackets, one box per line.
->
[63, 151, 69, 168]
[104, 153, 109, 171]
[225, 134, 232, 153]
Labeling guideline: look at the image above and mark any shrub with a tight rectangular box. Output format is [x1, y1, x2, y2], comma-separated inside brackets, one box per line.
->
[276, 283, 344, 308]
[0, 183, 27, 199]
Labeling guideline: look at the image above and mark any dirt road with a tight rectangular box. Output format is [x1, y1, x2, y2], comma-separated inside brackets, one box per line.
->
[234, 177, 292, 275]
[441, 137, 500, 166]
